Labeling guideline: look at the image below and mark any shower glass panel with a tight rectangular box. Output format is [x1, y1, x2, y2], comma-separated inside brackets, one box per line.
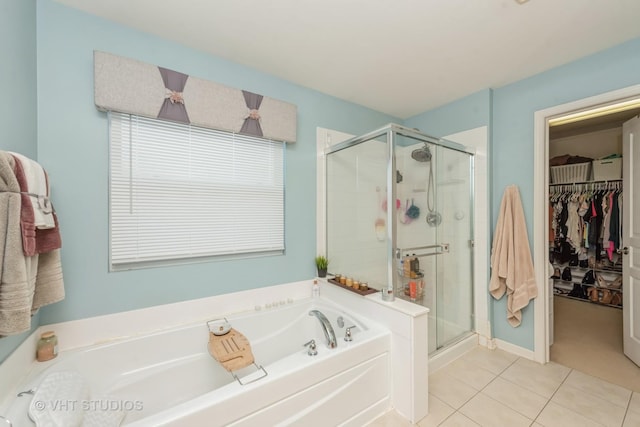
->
[325, 124, 474, 355]
[326, 135, 388, 291]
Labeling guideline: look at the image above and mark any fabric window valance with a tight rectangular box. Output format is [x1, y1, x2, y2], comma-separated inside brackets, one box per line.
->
[94, 51, 297, 143]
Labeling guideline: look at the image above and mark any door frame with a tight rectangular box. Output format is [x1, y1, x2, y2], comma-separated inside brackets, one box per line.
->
[533, 84, 640, 363]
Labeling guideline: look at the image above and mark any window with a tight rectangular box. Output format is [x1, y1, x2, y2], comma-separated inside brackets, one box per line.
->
[109, 112, 285, 270]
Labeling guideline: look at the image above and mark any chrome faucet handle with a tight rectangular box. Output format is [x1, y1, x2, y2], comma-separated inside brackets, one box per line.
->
[304, 339, 318, 356]
[344, 325, 358, 342]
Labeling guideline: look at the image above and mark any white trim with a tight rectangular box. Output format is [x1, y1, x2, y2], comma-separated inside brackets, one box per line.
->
[533, 84, 640, 364]
[495, 338, 535, 360]
[444, 127, 490, 342]
[315, 127, 354, 256]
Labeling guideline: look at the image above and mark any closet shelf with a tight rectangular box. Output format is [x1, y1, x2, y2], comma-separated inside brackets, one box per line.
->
[551, 262, 622, 275]
[549, 178, 622, 186]
[552, 279, 622, 292]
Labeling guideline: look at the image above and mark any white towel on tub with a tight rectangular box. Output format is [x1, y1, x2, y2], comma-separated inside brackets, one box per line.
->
[29, 370, 126, 427]
[10, 152, 55, 229]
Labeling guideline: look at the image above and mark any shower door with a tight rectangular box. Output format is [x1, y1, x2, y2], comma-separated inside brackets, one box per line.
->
[395, 135, 474, 354]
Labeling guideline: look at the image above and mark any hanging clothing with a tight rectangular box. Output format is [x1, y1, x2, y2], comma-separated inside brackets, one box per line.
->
[566, 197, 581, 249]
[609, 192, 620, 253]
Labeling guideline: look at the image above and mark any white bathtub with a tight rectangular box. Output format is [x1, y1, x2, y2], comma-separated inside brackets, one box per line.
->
[3, 298, 391, 426]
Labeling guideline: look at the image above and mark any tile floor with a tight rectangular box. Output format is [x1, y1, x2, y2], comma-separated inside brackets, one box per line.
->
[368, 346, 640, 426]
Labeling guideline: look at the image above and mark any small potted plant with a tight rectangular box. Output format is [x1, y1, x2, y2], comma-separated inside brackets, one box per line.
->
[315, 255, 329, 278]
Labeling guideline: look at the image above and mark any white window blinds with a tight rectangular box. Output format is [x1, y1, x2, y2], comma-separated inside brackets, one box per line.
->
[109, 112, 285, 269]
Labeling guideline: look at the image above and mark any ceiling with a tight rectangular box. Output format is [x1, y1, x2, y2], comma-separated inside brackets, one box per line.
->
[55, 0, 640, 119]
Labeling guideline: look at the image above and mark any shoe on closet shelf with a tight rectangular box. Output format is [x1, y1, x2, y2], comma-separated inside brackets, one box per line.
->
[579, 259, 589, 268]
[609, 276, 622, 289]
[551, 268, 561, 279]
[568, 283, 586, 299]
[582, 270, 596, 285]
[587, 286, 599, 302]
[601, 289, 614, 305]
[562, 267, 572, 282]
[569, 254, 579, 266]
[611, 292, 622, 306]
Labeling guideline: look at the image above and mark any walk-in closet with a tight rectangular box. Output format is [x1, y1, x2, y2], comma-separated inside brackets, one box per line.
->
[548, 107, 640, 391]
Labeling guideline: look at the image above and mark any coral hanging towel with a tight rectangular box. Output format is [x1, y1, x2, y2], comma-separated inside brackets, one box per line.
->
[490, 185, 537, 327]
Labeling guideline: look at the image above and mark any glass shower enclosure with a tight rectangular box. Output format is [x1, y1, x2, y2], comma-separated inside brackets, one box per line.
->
[324, 124, 475, 355]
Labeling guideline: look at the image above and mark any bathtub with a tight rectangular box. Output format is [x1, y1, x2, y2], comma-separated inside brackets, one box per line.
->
[3, 298, 391, 426]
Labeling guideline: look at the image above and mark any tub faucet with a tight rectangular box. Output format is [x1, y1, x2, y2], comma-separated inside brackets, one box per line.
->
[309, 310, 337, 349]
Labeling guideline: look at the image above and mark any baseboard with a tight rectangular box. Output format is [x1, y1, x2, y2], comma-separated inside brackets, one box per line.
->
[494, 338, 535, 360]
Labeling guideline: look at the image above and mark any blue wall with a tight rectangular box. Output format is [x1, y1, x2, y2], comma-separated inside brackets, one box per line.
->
[0, 0, 398, 362]
[490, 37, 640, 349]
[404, 89, 492, 138]
[0, 0, 39, 362]
[34, 0, 399, 326]
[1, 0, 37, 158]
[407, 37, 640, 350]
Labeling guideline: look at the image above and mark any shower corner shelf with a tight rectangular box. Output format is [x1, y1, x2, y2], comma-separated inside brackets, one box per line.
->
[327, 278, 379, 296]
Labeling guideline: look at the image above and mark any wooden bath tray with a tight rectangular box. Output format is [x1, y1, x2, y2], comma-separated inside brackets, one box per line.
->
[327, 278, 379, 296]
[207, 318, 268, 386]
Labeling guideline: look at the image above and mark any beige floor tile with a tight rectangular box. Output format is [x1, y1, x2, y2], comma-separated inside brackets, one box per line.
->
[500, 358, 570, 398]
[482, 376, 549, 419]
[535, 401, 604, 427]
[429, 371, 478, 409]
[459, 393, 532, 427]
[366, 409, 412, 427]
[438, 412, 480, 427]
[417, 394, 456, 427]
[564, 369, 632, 408]
[437, 357, 497, 390]
[623, 409, 640, 427]
[628, 392, 640, 415]
[552, 383, 626, 427]
[458, 346, 518, 375]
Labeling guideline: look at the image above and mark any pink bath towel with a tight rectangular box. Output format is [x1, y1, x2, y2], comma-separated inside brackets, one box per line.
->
[11, 154, 62, 256]
[489, 185, 538, 327]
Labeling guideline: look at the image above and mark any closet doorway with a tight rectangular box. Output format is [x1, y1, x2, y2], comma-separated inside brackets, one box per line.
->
[532, 87, 640, 392]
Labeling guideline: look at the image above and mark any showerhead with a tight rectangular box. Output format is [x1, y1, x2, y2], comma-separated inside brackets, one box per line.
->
[411, 144, 432, 162]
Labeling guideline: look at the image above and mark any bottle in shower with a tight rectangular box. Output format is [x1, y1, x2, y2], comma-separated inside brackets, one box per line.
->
[312, 279, 320, 299]
[404, 255, 411, 277]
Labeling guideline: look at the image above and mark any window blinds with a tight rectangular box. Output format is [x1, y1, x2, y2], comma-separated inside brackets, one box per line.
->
[109, 112, 285, 269]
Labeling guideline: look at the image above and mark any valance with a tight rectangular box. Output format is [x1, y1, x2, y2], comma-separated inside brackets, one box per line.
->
[94, 51, 297, 143]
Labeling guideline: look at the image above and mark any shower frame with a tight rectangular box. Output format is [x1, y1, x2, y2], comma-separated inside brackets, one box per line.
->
[324, 123, 476, 301]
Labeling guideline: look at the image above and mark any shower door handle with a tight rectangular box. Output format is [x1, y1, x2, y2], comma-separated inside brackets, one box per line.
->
[399, 243, 449, 258]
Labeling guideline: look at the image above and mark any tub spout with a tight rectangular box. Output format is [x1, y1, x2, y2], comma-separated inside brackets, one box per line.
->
[308, 310, 337, 349]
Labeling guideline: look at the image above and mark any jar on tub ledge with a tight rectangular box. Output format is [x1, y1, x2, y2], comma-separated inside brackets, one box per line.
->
[36, 331, 58, 362]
